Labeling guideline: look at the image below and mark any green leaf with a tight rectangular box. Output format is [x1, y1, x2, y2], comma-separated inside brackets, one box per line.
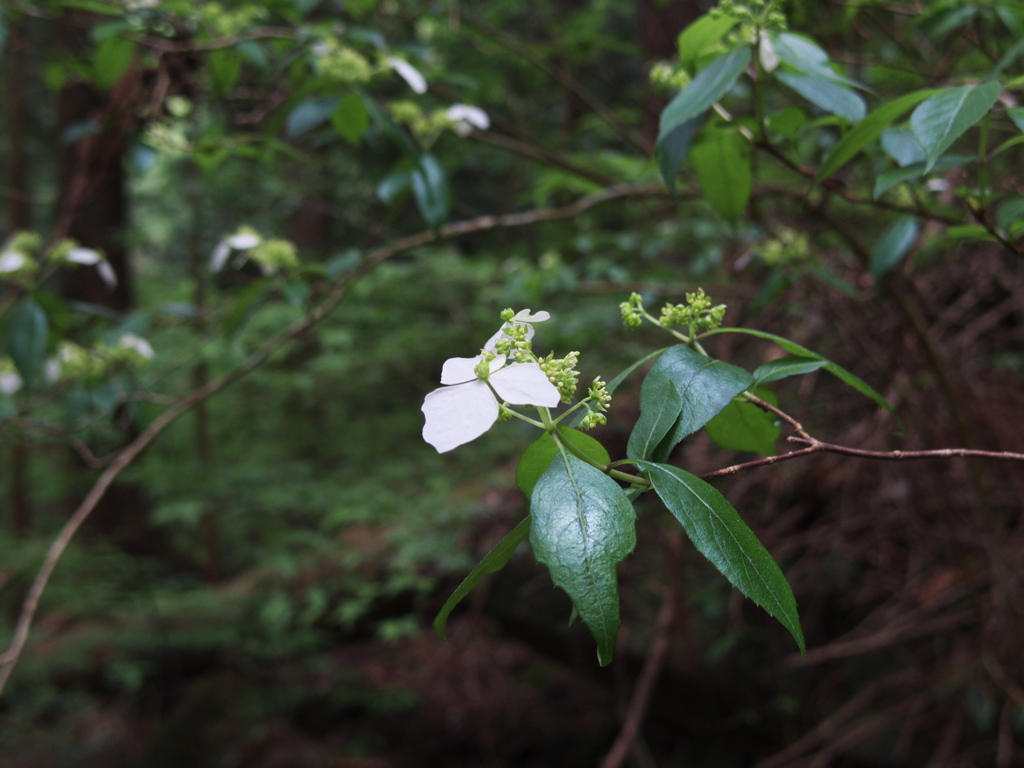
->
[705, 388, 780, 457]
[92, 35, 135, 89]
[516, 427, 611, 499]
[815, 90, 937, 183]
[659, 116, 702, 194]
[1008, 107, 1024, 133]
[691, 129, 752, 223]
[870, 215, 919, 280]
[208, 48, 242, 96]
[331, 92, 370, 146]
[752, 356, 827, 385]
[638, 461, 804, 654]
[626, 380, 682, 462]
[7, 300, 48, 387]
[658, 46, 751, 146]
[285, 97, 339, 138]
[410, 154, 450, 229]
[881, 127, 926, 167]
[771, 32, 862, 88]
[703, 328, 894, 413]
[434, 517, 531, 641]
[873, 155, 974, 199]
[776, 73, 865, 123]
[530, 452, 636, 666]
[223, 282, 268, 338]
[766, 106, 807, 140]
[627, 344, 752, 461]
[995, 197, 1024, 232]
[910, 81, 1001, 171]
[677, 13, 737, 71]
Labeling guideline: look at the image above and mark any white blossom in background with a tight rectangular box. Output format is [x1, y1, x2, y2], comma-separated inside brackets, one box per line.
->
[0, 369, 23, 396]
[759, 35, 780, 72]
[96, 260, 118, 288]
[446, 104, 490, 137]
[65, 247, 101, 265]
[210, 231, 262, 272]
[0, 250, 29, 273]
[389, 57, 427, 94]
[422, 353, 560, 453]
[45, 358, 62, 383]
[485, 309, 551, 352]
[117, 333, 155, 360]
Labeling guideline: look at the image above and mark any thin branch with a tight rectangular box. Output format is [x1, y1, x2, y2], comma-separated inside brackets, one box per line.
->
[0, 184, 664, 697]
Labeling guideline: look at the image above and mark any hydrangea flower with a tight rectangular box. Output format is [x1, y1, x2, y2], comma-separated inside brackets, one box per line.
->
[388, 57, 427, 94]
[422, 353, 560, 453]
[446, 104, 490, 137]
[65, 248, 118, 288]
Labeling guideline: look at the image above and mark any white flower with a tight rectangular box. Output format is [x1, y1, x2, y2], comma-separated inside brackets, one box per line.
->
[210, 232, 261, 272]
[389, 57, 427, 94]
[759, 36, 780, 73]
[65, 247, 101, 265]
[45, 358, 62, 383]
[96, 260, 118, 288]
[422, 354, 560, 453]
[446, 104, 490, 137]
[117, 333, 154, 360]
[0, 250, 28, 273]
[0, 370, 23, 396]
[484, 309, 551, 352]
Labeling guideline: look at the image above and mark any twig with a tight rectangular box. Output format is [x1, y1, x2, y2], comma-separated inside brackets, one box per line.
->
[600, 540, 678, 768]
[0, 184, 663, 697]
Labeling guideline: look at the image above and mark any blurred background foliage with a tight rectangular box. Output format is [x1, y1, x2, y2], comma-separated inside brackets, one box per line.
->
[2, 0, 1024, 766]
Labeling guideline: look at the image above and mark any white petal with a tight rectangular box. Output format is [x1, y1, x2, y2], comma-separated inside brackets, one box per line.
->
[441, 355, 483, 385]
[759, 36, 779, 73]
[66, 247, 101, 265]
[0, 371, 23, 395]
[489, 363, 560, 407]
[0, 251, 27, 273]
[45, 359, 61, 383]
[96, 260, 118, 288]
[421, 381, 499, 453]
[119, 333, 154, 359]
[210, 242, 231, 272]
[389, 57, 427, 94]
[227, 233, 261, 249]
[513, 309, 550, 323]
[446, 104, 490, 130]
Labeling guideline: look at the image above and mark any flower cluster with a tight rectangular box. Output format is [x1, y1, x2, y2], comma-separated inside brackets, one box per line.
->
[659, 289, 726, 333]
[619, 292, 646, 329]
[0, 231, 41, 287]
[649, 61, 692, 91]
[756, 227, 812, 268]
[210, 228, 298, 276]
[580, 377, 612, 430]
[539, 350, 580, 404]
[311, 39, 373, 85]
[421, 310, 560, 453]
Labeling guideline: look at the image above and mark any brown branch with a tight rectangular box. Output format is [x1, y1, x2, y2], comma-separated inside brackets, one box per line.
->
[600, 538, 679, 768]
[0, 184, 660, 697]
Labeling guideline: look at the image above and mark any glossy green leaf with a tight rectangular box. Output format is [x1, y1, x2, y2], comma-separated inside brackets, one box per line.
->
[705, 387, 780, 457]
[638, 461, 804, 654]
[93, 35, 135, 89]
[516, 427, 611, 499]
[766, 106, 807, 140]
[285, 97, 339, 138]
[881, 127, 926, 167]
[771, 32, 861, 88]
[411, 154, 450, 228]
[692, 129, 752, 223]
[1008, 107, 1024, 133]
[331, 92, 370, 146]
[627, 344, 752, 461]
[995, 197, 1024, 232]
[530, 452, 636, 666]
[910, 81, 1001, 171]
[659, 116, 702, 194]
[208, 49, 242, 96]
[752, 356, 827, 385]
[658, 46, 750, 145]
[626, 380, 682, 462]
[7, 300, 48, 387]
[776, 73, 865, 123]
[703, 327, 894, 413]
[677, 13, 737, 71]
[873, 155, 973, 199]
[434, 517, 531, 641]
[816, 90, 937, 183]
[870, 215, 919, 280]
